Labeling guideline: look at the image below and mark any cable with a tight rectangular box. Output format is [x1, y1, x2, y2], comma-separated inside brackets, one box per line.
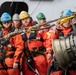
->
[30, 0, 41, 15]
[10, 0, 14, 7]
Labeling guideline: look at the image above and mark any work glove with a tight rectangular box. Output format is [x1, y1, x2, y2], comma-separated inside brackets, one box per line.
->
[47, 53, 52, 60]
[1, 40, 9, 46]
[13, 62, 19, 69]
[55, 19, 61, 30]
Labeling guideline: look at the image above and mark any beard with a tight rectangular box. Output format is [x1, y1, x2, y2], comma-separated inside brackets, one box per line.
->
[24, 22, 29, 26]
[4, 25, 10, 28]
[63, 23, 71, 28]
[3, 24, 11, 29]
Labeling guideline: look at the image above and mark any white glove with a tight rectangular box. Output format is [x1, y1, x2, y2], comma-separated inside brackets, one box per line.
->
[55, 20, 61, 29]
[13, 62, 18, 69]
[47, 53, 52, 60]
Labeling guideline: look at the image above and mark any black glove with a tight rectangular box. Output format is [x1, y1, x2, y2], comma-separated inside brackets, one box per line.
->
[1, 40, 9, 46]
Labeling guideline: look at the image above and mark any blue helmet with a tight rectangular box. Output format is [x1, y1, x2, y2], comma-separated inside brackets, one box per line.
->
[1, 12, 11, 22]
[62, 9, 73, 17]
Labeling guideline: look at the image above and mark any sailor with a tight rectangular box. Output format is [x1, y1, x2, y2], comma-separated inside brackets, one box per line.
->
[48, 9, 76, 75]
[19, 11, 48, 75]
[0, 12, 24, 75]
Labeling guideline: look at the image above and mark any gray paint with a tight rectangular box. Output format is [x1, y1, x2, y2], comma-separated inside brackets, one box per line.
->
[0, 0, 76, 21]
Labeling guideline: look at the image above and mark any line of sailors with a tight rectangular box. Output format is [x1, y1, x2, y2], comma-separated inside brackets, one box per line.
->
[0, 9, 76, 75]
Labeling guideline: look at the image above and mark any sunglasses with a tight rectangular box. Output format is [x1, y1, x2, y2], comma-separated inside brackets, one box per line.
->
[2, 21, 11, 24]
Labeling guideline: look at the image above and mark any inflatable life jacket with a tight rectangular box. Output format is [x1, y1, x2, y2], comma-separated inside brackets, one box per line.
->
[21, 21, 43, 42]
